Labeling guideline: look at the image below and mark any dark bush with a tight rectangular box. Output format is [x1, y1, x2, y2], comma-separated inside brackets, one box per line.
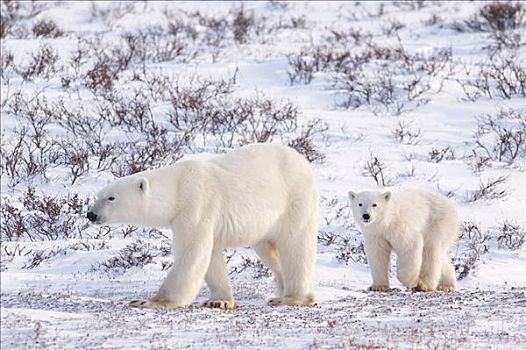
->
[32, 19, 63, 38]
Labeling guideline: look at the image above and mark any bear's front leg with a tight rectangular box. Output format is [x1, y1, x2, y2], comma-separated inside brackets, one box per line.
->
[130, 226, 214, 309]
[203, 249, 236, 310]
[363, 234, 392, 292]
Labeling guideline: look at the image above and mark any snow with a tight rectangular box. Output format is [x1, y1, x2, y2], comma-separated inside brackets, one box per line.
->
[1, 1, 525, 349]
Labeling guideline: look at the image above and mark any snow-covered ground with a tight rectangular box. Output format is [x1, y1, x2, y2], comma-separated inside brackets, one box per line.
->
[1, 1, 525, 349]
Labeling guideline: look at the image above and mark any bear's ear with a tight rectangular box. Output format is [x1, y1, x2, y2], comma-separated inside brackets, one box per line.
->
[138, 177, 150, 195]
[348, 191, 356, 200]
[383, 191, 391, 201]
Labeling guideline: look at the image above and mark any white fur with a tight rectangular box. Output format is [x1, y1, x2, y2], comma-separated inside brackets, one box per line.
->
[89, 143, 318, 308]
[348, 189, 458, 292]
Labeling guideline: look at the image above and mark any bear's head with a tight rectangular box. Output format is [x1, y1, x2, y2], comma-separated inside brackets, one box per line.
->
[87, 176, 151, 226]
[348, 190, 391, 226]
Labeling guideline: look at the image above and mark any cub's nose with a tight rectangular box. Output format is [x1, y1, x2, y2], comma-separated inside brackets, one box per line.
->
[87, 211, 98, 223]
[362, 213, 371, 221]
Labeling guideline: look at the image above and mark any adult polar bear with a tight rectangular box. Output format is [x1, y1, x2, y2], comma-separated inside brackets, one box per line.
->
[87, 143, 319, 309]
[348, 189, 458, 292]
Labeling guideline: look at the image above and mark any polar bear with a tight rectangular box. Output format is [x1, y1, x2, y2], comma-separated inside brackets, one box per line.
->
[348, 189, 458, 292]
[87, 143, 318, 309]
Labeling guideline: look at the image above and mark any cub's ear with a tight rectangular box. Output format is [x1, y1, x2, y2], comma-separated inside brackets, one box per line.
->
[348, 191, 356, 200]
[383, 191, 391, 201]
[138, 177, 150, 195]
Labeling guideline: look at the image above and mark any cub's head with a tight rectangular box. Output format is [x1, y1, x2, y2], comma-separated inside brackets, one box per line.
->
[348, 190, 391, 226]
[87, 176, 150, 225]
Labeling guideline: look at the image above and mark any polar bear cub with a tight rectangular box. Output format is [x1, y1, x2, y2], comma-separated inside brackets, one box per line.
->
[87, 143, 319, 309]
[348, 189, 458, 292]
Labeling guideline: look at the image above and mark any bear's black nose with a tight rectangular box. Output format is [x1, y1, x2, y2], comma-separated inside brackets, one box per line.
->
[362, 213, 371, 221]
[87, 211, 98, 222]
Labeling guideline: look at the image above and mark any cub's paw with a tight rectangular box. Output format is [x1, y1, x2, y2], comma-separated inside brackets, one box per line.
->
[129, 299, 177, 309]
[203, 299, 237, 310]
[367, 285, 389, 292]
[269, 295, 315, 306]
[437, 284, 456, 292]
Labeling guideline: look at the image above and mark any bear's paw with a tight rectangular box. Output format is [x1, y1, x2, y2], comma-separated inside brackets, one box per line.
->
[203, 299, 237, 310]
[129, 299, 179, 309]
[437, 284, 456, 292]
[269, 295, 315, 306]
[367, 284, 390, 292]
[412, 280, 434, 292]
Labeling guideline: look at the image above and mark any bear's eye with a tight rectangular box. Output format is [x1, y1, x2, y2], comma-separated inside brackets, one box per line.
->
[358, 203, 363, 207]
[372, 203, 377, 207]
[108, 196, 115, 201]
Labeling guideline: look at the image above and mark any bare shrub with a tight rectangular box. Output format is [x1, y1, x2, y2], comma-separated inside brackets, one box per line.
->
[0, 127, 53, 188]
[166, 75, 325, 156]
[0, 1, 47, 39]
[0, 47, 14, 79]
[287, 52, 316, 85]
[334, 45, 453, 115]
[336, 238, 367, 265]
[110, 124, 186, 176]
[382, 19, 405, 37]
[467, 175, 509, 202]
[119, 25, 196, 65]
[363, 153, 391, 186]
[23, 247, 67, 269]
[463, 2, 526, 32]
[317, 196, 366, 265]
[472, 108, 526, 164]
[459, 49, 526, 101]
[288, 119, 327, 163]
[453, 221, 491, 280]
[0, 201, 26, 241]
[16, 44, 59, 81]
[287, 32, 453, 115]
[98, 240, 158, 272]
[428, 146, 456, 163]
[69, 240, 109, 252]
[53, 140, 91, 184]
[320, 196, 352, 227]
[96, 90, 154, 132]
[228, 252, 271, 279]
[0, 188, 90, 241]
[450, 2, 526, 49]
[85, 62, 118, 91]
[89, 1, 135, 26]
[392, 121, 422, 144]
[232, 5, 254, 44]
[0, 14, 10, 38]
[496, 220, 526, 250]
[0, 92, 70, 187]
[32, 18, 63, 38]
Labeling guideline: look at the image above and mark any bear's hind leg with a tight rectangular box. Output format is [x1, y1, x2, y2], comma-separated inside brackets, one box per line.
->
[203, 249, 236, 310]
[269, 228, 316, 306]
[415, 245, 442, 292]
[437, 255, 456, 292]
[255, 241, 284, 298]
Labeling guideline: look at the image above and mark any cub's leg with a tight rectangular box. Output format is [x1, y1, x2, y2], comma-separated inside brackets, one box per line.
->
[363, 235, 392, 292]
[396, 238, 423, 290]
[255, 241, 284, 297]
[203, 249, 236, 310]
